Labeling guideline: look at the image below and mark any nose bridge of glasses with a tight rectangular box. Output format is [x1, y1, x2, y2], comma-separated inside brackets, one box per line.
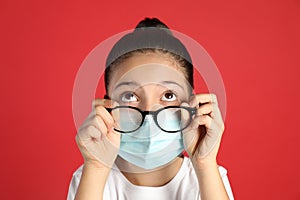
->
[142, 111, 157, 124]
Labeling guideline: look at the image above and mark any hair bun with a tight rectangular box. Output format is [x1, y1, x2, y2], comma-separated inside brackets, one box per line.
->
[134, 17, 173, 35]
[135, 17, 169, 29]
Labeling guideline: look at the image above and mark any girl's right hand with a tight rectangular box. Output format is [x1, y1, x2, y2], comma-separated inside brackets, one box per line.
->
[75, 98, 121, 169]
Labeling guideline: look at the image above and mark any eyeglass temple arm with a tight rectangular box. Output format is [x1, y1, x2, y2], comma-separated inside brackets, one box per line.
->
[105, 108, 112, 112]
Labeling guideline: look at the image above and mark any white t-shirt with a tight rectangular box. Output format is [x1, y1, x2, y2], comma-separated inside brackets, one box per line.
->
[67, 157, 234, 200]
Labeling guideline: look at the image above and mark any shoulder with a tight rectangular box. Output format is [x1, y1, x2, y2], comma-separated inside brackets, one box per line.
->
[67, 165, 83, 200]
[185, 158, 234, 199]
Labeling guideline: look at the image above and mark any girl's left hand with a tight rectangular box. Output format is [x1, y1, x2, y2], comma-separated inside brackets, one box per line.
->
[182, 93, 225, 165]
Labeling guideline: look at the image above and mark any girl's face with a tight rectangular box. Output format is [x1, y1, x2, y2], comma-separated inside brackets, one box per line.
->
[108, 53, 192, 110]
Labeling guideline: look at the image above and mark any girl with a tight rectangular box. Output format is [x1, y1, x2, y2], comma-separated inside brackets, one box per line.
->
[68, 18, 234, 200]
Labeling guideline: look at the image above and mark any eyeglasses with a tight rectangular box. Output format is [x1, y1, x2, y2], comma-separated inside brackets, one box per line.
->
[106, 106, 196, 133]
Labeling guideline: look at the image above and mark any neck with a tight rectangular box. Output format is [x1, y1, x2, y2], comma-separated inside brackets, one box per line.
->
[116, 156, 184, 187]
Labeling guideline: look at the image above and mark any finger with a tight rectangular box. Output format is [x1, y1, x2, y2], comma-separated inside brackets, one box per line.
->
[202, 116, 225, 137]
[198, 127, 222, 158]
[183, 114, 201, 132]
[197, 108, 225, 135]
[92, 98, 114, 109]
[212, 103, 224, 122]
[197, 102, 214, 117]
[77, 125, 101, 142]
[197, 115, 213, 129]
[188, 95, 198, 108]
[79, 106, 109, 134]
[80, 115, 108, 138]
[106, 128, 121, 144]
[195, 93, 218, 105]
[107, 101, 120, 129]
[95, 106, 114, 130]
[95, 116, 108, 139]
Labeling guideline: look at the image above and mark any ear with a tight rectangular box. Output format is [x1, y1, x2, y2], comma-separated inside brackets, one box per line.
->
[104, 94, 110, 99]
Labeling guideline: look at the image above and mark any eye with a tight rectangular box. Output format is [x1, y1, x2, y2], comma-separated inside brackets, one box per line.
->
[161, 91, 177, 102]
[121, 92, 138, 102]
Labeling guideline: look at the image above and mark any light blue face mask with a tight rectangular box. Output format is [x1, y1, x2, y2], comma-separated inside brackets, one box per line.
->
[118, 115, 185, 170]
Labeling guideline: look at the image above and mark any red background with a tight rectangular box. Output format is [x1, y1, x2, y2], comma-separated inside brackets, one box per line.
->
[1, 0, 300, 199]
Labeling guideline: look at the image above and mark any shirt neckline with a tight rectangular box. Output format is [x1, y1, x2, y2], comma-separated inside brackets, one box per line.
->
[112, 156, 190, 191]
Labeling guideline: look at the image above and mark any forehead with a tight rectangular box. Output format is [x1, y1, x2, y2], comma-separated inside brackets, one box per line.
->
[109, 53, 189, 90]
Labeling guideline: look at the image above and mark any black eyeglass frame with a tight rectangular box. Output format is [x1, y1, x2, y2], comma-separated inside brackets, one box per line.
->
[106, 106, 197, 133]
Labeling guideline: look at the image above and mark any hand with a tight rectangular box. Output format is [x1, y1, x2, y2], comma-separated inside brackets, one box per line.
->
[182, 93, 225, 165]
[76, 99, 121, 169]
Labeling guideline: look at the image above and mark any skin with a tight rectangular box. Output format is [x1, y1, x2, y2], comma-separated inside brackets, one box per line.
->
[74, 53, 229, 200]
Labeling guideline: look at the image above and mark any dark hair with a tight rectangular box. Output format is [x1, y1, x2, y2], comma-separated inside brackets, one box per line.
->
[104, 17, 194, 95]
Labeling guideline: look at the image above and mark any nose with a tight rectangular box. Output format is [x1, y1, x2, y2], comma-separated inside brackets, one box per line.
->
[138, 85, 163, 111]
[143, 102, 162, 112]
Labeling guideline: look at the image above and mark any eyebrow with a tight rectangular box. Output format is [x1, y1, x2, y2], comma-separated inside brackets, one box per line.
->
[114, 80, 184, 90]
[161, 81, 184, 90]
[114, 81, 139, 90]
